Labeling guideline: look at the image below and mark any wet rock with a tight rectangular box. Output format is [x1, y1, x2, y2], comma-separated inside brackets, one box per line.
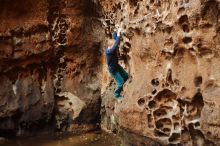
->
[55, 92, 86, 131]
[0, 0, 219, 145]
[0, 0, 104, 136]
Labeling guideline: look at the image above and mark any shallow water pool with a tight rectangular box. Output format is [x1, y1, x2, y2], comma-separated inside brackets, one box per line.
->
[0, 131, 121, 146]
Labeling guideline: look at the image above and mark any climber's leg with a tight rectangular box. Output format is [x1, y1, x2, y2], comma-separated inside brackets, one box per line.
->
[118, 65, 128, 83]
[110, 70, 124, 98]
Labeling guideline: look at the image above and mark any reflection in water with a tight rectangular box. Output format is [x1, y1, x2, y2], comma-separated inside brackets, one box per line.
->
[0, 131, 121, 146]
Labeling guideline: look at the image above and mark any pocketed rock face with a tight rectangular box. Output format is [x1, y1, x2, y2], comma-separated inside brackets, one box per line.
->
[0, 0, 104, 136]
[97, 0, 220, 145]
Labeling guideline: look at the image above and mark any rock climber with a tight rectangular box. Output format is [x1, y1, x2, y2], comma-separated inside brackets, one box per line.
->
[105, 27, 128, 101]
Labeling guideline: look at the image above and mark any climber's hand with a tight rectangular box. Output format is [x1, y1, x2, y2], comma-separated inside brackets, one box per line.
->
[117, 27, 122, 36]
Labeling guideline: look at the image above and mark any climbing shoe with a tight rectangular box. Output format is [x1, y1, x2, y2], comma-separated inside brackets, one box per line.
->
[115, 96, 123, 103]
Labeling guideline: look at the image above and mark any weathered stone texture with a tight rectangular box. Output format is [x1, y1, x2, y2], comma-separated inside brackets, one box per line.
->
[0, 0, 103, 136]
[0, 0, 220, 145]
[98, 0, 220, 145]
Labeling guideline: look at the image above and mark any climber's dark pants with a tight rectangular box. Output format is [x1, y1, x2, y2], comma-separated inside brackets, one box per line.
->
[109, 65, 128, 97]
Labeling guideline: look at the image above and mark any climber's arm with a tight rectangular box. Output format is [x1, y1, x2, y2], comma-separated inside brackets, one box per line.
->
[107, 36, 120, 54]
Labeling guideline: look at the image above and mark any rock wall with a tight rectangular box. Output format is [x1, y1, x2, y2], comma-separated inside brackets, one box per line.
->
[0, 0, 220, 145]
[0, 0, 104, 137]
[98, 0, 220, 145]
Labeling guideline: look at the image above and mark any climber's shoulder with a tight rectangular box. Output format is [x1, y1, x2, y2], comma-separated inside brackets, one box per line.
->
[105, 48, 111, 55]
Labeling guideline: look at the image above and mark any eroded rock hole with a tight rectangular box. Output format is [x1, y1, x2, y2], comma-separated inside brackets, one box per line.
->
[155, 122, 163, 129]
[152, 89, 157, 95]
[172, 115, 180, 121]
[163, 128, 170, 133]
[155, 118, 171, 131]
[154, 129, 169, 137]
[146, 5, 150, 10]
[189, 93, 204, 119]
[154, 108, 167, 117]
[198, 47, 213, 57]
[194, 76, 202, 87]
[186, 104, 199, 119]
[123, 42, 131, 52]
[178, 15, 190, 32]
[137, 98, 145, 106]
[166, 69, 173, 84]
[192, 92, 204, 107]
[182, 24, 190, 32]
[164, 26, 173, 34]
[150, 0, 154, 4]
[182, 36, 192, 44]
[129, 0, 139, 7]
[148, 100, 156, 109]
[178, 7, 185, 15]
[195, 121, 200, 127]
[134, 5, 140, 15]
[174, 47, 185, 56]
[155, 89, 177, 104]
[154, 0, 161, 6]
[151, 78, 159, 86]
[179, 15, 189, 24]
[189, 47, 194, 51]
[169, 133, 181, 142]
[188, 123, 206, 146]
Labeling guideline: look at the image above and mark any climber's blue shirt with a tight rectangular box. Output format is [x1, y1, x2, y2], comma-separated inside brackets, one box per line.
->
[105, 34, 120, 72]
